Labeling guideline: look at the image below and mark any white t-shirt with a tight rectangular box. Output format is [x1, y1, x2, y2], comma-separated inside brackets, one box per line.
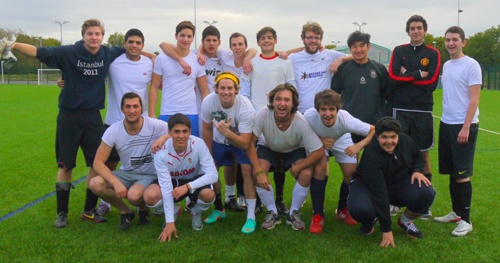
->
[289, 50, 346, 113]
[201, 93, 254, 146]
[253, 107, 322, 153]
[193, 49, 234, 91]
[105, 54, 153, 125]
[153, 52, 206, 115]
[220, 51, 244, 77]
[154, 135, 218, 223]
[303, 108, 371, 143]
[441, 56, 482, 124]
[102, 117, 169, 174]
[240, 55, 295, 110]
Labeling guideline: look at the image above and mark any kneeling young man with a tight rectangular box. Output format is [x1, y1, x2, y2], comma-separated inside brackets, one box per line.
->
[91, 92, 169, 230]
[304, 89, 375, 233]
[155, 114, 218, 242]
[348, 117, 436, 247]
[247, 83, 325, 230]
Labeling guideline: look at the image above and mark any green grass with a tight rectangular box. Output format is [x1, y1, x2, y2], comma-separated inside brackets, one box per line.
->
[0, 85, 499, 262]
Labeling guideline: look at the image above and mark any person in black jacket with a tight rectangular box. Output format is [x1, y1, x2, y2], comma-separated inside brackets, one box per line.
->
[348, 117, 435, 247]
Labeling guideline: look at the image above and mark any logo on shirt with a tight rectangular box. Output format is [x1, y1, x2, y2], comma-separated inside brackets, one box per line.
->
[130, 154, 153, 166]
[212, 110, 228, 122]
[188, 158, 192, 164]
[370, 69, 377, 79]
[421, 58, 429, 66]
[206, 68, 222, 77]
[170, 167, 196, 177]
[360, 77, 366, 85]
[300, 70, 328, 81]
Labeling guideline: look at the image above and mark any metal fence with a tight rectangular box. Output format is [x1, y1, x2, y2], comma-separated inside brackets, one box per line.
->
[482, 65, 500, 90]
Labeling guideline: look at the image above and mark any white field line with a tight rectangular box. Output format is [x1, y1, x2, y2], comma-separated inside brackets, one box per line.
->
[433, 115, 500, 135]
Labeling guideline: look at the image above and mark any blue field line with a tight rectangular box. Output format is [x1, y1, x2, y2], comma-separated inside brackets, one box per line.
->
[0, 176, 87, 223]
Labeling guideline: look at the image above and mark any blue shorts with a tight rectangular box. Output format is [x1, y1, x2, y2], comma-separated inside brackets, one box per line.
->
[212, 141, 250, 167]
[159, 114, 199, 137]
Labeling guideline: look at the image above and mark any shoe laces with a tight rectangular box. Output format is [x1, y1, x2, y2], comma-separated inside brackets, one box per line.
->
[265, 211, 276, 221]
[406, 222, 419, 232]
[291, 210, 302, 221]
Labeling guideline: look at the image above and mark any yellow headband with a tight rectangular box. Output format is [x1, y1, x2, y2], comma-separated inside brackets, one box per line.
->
[215, 73, 240, 86]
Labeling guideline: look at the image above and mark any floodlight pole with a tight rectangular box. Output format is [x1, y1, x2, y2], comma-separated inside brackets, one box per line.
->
[353, 22, 367, 32]
[194, 0, 197, 49]
[1, 61, 4, 84]
[204, 21, 218, 26]
[458, 0, 463, 26]
[331, 41, 341, 49]
[55, 21, 69, 45]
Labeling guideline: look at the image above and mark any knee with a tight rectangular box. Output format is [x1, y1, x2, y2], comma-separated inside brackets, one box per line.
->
[89, 176, 105, 193]
[127, 192, 143, 205]
[298, 168, 313, 184]
[199, 189, 216, 203]
[143, 186, 162, 206]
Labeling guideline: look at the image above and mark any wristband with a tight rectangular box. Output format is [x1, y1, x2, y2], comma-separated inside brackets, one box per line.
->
[186, 184, 192, 192]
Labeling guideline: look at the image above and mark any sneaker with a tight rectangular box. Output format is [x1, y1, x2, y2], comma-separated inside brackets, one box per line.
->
[397, 216, 424, 238]
[81, 209, 108, 223]
[138, 208, 150, 225]
[451, 220, 473, 237]
[174, 205, 182, 222]
[309, 214, 324, 234]
[434, 212, 461, 223]
[241, 218, 256, 234]
[96, 202, 111, 217]
[336, 208, 357, 225]
[358, 224, 375, 235]
[287, 210, 306, 230]
[184, 201, 196, 212]
[152, 207, 164, 216]
[204, 209, 226, 224]
[238, 196, 247, 209]
[224, 197, 245, 212]
[192, 213, 203, 231]
[117, 210, 135, 231]
[54, 212, 68, 228]
[262, 210, 281, 230]
[390, 205, 401, 216]
[419, 210, 432, 220]
[255, 203, 264, 214]
[276, 200, 289, 216]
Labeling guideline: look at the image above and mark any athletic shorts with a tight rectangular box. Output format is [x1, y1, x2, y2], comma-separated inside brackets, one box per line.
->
[112, 169, 157, 189]
[103, 124, 120, 163]
[172, 177, 213, 203]
[256, 145, 307, 172]
[56, 110, 104, 170]
[212, 141, 250, 167]
[393, 109, 434, 150]
[325, 133, 357, 164]
[158, 114, 199, 137]
[351, 133, 365, 144]
[438, 122, 478, 179]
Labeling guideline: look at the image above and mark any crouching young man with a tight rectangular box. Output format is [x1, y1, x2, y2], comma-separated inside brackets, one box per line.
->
[154, 114, 219, 242]
[91, 92, 169, 230]
[348, 117, 436, 247]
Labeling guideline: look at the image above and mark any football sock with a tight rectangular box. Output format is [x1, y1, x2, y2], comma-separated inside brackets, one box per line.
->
[337, 181, 349, 211]
[84, 188, 99, 212]
[225, 184, 236, 200]
[400, 213, 414, 224]
[310, 177, 328, 217]
[456, 181, 472, 223]
[192, 199, 213, 215]
[214, 193, 224, 211]
[246, 199, 257, 220]
[100, 200, 110, 206]
[56, 182, 71, 214]
[236, 164, 244, 197]
[274, 171, 285, 203]
[449, 177, 461, 216]
[290, 182, 309, 215]
[256, 186, 277, 214]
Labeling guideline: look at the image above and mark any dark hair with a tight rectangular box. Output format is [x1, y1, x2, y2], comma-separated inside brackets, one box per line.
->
[168, 113, 191, 130]
[406, 15, 428, 33]
[257, 27, 277, 42]
[121, 92, 143, 111]
[347, 31, 371, 47]
[176, 21, 195, 35]
[81, 19, 105, 36]
[229, 32, 248, 47]
[202, 25, 220, 40]
[301, 21, 323, 39]
[267, 83, 299, 114]
[314, 89, 342, 111]
[445, 26, 465, 42]
[125, 28, 144, 43]
[375, 117, 401, 136]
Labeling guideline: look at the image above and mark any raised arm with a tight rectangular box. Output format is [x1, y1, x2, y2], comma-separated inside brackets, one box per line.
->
[10, 42, 37, 57]
[159, 42, 191, 76]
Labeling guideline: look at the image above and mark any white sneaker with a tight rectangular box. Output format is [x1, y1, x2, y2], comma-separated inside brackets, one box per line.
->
[452, 220, 473, 236]
[419, 210, 432, 220]
[434, 212, 461, 223]
[390, 205, 401, 216]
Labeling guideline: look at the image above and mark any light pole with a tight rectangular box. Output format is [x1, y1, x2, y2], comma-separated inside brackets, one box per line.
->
[194, 0, 197, 48]
[433, 41, 437, 49]
[331, 41, 341, 49]
[458, 0, 463, 26]
[204, 21, 218, 26]
[353, 22, 367, 32]
[55, 21, 69, 45]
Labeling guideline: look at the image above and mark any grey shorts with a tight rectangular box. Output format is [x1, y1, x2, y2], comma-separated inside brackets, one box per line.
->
[112, 170, 157, 189]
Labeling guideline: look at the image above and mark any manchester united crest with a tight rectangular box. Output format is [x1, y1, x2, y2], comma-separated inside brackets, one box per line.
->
[421, 58, 429, 66]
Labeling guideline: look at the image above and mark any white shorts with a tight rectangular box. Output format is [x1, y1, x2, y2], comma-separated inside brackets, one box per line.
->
[326, 133, 357, 164]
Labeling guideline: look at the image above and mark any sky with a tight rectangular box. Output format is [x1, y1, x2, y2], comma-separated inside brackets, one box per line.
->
[3, 0, 499, 53]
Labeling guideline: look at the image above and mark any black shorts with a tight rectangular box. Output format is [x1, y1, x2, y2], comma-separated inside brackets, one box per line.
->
[351, 134, 364, 144]
[256, 145, 307, 172]
[151, 176, 213, 203]
[438, 122, 478, 179]
[56, 111, 104, 170]
[104, 124, 120, 163]
[393, 109, 434, 150]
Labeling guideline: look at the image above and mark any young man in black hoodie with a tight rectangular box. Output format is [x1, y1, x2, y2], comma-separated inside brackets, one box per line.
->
[11, 19, 127, 228]
[348, 117, 436, 247]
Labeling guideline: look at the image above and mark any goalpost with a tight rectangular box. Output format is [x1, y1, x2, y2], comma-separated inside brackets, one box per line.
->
[37, 68, 61, 85]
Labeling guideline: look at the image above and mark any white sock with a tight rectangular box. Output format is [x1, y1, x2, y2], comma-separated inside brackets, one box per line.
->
[401, 213, 414, 224]
[186, 196, 191, 204]
[192, 199, 213, 215]
[100, 200, 110, 206]
[246, 199, 257, 220]
[256, 186, 277, 214]
[290, 182, 310, 215]
[225, 184, 236, 200]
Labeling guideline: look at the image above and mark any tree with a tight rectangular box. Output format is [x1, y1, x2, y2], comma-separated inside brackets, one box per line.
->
[424, 34, 448, 68]
[106, 32, 125, 47]
[325, 44, 337, 50]
[464, 26, 500, 65]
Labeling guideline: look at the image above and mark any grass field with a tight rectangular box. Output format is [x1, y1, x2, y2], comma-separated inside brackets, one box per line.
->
[0, 84, 499, 262]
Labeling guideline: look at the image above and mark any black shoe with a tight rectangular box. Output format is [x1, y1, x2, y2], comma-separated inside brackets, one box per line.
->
[224, 196, 245, 212]
[358, 223, 375, 235]
[118, 210, 135, 231]
[276, 201, 289, 216]
[81, 209, 108, 223]
[138, 208, 150, 225]
[397, 216, 424, 238]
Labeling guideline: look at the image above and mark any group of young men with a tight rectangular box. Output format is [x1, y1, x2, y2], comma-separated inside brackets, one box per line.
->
[3, 13, 481, 247]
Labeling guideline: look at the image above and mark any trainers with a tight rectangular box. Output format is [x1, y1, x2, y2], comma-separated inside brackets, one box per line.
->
[174, 205, 182, 222]
[309, 214, 324, 234]
[419, 210, 432, 220]
[276, 200, 289, 216]
[224, 197, 245, 212]
[185, 201, 196, 212]
[152, 207, 164, 216]
[54, 212, 68, 228]
[238, 196, 247, 209]
[192, 213, 203, 231]
[434, 212, 461, 223]
[204, 209, 226, 224]
[336, 208, 357, 225]
[287, 210, 306, 230]
[255, 203, 264, 214]
[241, 218, 256, 234]
[117, 210, 135, 231]
[81, 209, 108, 223]
[96, 202, 111, 217]
[390, 205, 401, 216]
[452, 220, 473, 237]
[138, 208, 150, 225]
[262, 210, 281, 230]
[397, 216, 424, 238]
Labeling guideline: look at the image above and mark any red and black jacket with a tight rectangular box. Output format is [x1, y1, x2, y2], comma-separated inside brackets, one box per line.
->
[388, 42, 441, 111]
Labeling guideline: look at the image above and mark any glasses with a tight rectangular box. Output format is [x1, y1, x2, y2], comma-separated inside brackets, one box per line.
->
[304, 36, 322, 41]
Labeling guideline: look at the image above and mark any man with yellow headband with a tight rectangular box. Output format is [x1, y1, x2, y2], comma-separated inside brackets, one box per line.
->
[201, 71, 258, 233]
